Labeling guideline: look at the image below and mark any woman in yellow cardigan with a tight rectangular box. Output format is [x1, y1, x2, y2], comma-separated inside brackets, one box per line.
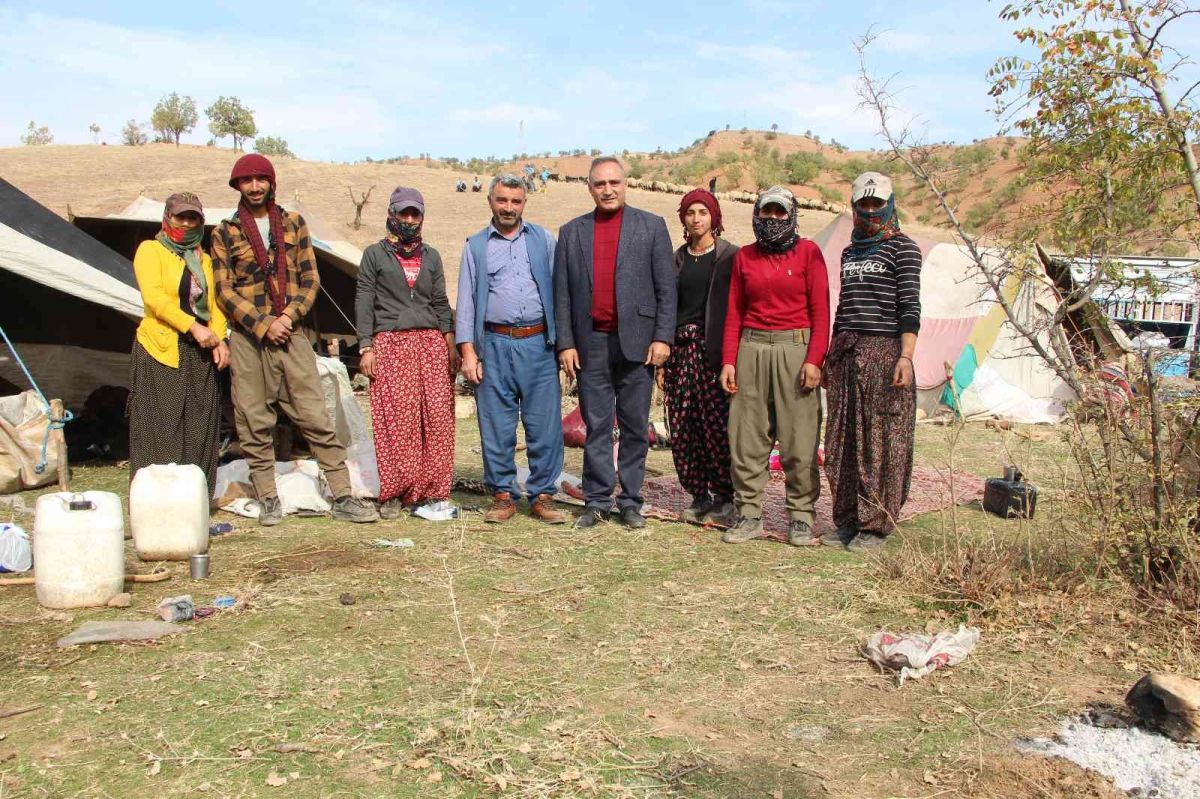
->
[128, 193, 230, 495]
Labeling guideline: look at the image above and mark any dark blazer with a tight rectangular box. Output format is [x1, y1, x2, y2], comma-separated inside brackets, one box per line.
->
[553, 205, 676, 362]
[672, 237, 738, 371]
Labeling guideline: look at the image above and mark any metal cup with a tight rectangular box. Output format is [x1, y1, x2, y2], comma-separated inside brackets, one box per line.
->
[1003, 465, 1019, 482]
[189, 553, 210, 580]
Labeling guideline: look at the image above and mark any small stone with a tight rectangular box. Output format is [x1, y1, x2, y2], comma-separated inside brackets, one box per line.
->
[339, 593, 356, 606]
[106, 593, 131, 608]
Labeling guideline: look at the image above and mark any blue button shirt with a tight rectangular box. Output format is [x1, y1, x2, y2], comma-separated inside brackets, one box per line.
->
[455, 221, 546, 344]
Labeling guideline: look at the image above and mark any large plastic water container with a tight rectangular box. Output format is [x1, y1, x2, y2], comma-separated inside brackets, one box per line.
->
[33, 491, 125, 608]
[129, 463, 210, 561]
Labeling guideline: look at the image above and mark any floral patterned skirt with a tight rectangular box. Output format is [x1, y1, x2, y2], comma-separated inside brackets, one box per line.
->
[661, 324, 733, 501]
[369, 329, 455, 505]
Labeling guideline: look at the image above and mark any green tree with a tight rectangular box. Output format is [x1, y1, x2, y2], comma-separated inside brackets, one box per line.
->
[20, 121, 52, 146]
[150, 93, 198, 147]
[88, 123, 100, 144]
[254, 135, 294, 158]
[989, 0, 1200, 252]
[205, 96, 257, 150]
[121, 120, 148, 146]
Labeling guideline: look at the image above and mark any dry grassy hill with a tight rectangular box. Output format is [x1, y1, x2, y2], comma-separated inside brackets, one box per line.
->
[0, 142, 965, 304]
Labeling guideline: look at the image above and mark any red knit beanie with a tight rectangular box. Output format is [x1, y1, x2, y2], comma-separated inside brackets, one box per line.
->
[228, 153, 276, 189]
[678, 188, 723, 235]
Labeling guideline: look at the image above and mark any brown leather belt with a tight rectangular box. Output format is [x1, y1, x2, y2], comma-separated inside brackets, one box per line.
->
[485, 322, 546, 339]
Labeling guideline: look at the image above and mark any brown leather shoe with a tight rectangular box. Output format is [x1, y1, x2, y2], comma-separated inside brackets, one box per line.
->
[530, 493, 568, 524]
[484, 492, 517, 523]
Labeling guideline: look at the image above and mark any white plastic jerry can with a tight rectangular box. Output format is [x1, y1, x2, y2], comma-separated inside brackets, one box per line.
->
[33, 491, 126, 609]
[129, 463, 210, 561]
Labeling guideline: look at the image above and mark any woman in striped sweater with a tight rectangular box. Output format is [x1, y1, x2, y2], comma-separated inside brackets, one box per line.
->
[823, 172, 922, 553]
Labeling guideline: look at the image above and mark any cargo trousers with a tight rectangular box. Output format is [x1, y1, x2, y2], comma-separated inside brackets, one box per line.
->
[229, 328, 353, 501]
[727, 328, 822, 525]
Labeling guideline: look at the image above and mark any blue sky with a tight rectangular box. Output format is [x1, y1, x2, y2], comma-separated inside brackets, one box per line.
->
[0, 1, 1062, 161]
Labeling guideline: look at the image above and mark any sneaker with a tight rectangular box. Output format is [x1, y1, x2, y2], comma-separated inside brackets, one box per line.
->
[847, 531, 888, 553]
[681, 497, 713, 524]
[702, 501, 738, 527]
[619, 507, 646, 529]
[821, 524, 858, 548]
[787, 520, 817, 547]
[331, 495, 380, 524]
[721, 516, 763, 544]
[379, 498, 404, 521]
[574, 507, 609, 529]
[258, 495, 283, 527]
[484, 492, 517, 524]
[530, 493, 568, 525]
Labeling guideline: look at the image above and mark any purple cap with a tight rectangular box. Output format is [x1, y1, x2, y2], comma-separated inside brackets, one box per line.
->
[389, 187, 424, 214]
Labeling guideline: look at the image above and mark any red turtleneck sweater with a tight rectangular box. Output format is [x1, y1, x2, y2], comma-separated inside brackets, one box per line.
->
[590, 207, 623, 332]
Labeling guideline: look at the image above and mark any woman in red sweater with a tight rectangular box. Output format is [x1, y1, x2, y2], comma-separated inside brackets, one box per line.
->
[719, 186, 829, 546]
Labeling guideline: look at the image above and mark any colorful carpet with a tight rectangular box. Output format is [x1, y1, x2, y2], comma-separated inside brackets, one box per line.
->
[641, 466, 985, 542]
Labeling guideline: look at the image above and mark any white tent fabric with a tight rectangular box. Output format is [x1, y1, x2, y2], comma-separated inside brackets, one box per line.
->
[0, 221, 142, 317]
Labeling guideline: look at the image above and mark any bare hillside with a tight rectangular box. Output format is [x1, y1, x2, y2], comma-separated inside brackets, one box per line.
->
[0, 143, 964, 302]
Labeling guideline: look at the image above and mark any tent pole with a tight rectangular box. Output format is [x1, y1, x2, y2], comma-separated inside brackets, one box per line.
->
[50, 398, 69, 491]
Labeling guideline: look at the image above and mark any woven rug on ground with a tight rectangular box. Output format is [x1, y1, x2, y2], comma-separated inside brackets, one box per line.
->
[641, 466, 985, 542]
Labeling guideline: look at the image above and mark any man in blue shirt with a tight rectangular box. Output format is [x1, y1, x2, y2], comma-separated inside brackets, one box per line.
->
[457, 174, 566, 524]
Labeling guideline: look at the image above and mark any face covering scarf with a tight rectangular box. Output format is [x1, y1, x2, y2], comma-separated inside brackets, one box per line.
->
[156, 219, 211, 321]
[752, 208, 799, 254]
[850, 195, 901, 257]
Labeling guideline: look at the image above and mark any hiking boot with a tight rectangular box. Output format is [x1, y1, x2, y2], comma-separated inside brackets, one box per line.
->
[847, 531, 888, 553]
[574, 507, 609, 529]
[331, 495, 380, 524]
[821, 524, 858, 548]
[787, 520, 817, 547]
[721, 516, 762, 544]
[379, 498, 404, 521]
[703, 501, 738, 527]
[619, 507, 647, 530]
[484, 492, 517, 524]
[681, 497, 713, 524]
[258, 495, 283, 527]
[530, 493, 567, 525]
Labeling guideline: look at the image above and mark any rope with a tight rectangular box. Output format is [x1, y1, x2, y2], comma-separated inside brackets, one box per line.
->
[318, 283, 356, 334]
[0, 324, 73, 474]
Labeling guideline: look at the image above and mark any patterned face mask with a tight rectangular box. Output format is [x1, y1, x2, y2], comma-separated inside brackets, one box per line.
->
[386, 213, 422, 243]
[752, 213, 798, 253]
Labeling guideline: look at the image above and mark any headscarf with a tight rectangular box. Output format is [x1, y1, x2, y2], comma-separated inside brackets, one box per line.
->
[383, 207, 423, 259]
[156, 193, 210, 322]
[850, 195, 901, 258]
[752, 187, 799, 254]
[678, 188, 723, 239]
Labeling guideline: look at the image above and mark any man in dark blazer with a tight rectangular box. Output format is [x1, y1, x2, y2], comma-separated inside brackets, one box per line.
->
[554, 157, 676, 528]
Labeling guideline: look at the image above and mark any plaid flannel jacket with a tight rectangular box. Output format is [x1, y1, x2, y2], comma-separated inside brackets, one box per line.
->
[210, 208, 320, 340]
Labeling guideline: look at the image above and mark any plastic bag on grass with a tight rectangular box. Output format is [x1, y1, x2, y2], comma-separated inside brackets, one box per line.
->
[862, 624, 981, 686]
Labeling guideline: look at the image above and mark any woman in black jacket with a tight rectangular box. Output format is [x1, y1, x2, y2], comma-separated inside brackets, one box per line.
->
[658, 189, 738, 525]
[355, 187, 460, 519]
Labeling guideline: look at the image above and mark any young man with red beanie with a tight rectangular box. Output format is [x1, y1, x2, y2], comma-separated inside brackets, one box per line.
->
[211, 153, 379, 526]
[658, 188, 739, 527]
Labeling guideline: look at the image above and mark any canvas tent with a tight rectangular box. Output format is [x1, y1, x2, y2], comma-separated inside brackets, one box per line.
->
[74, 196, 362, 340]
[0, 178, 142, 410]
[812, 213, 1076, 423]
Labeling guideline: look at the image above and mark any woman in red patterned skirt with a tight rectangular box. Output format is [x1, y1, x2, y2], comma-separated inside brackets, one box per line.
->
[657, 189, 739, 526]
[354, 187, 461, 519]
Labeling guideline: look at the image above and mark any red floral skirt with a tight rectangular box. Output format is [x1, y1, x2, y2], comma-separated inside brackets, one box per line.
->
[369, 329, 455, 504]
